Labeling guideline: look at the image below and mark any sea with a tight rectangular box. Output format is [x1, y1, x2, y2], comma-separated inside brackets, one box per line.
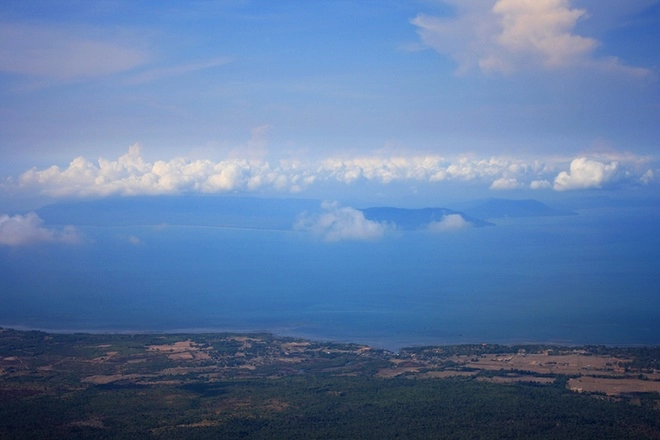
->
[1, 205, 659, 351]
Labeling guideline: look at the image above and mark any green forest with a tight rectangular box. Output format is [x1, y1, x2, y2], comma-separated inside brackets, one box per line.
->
[0, 328, 659, 439]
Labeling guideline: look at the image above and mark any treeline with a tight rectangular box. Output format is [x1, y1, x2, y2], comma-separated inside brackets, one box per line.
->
[400, 343, 572, 358]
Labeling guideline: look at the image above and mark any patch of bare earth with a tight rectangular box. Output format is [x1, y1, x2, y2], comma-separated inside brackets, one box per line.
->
[90, 351, 119, 363]
[272, 356, 306, 363]
[281, 341, 311, 353]
[158, 366, 217, 376]
[418, 371, 478, 379]
[376, 360, 427, 378]
[264, 398, 290, 412]
[455, 352, 628, 376]
[376, 368, 414, 378]
[82, 373, 151, 384]
[568, 377, 660, 396]
[147, 340, 212, 361]
[375, 350, 656, 398]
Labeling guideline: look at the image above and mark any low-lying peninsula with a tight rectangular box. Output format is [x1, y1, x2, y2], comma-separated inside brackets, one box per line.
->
[1, 328, 659, 439]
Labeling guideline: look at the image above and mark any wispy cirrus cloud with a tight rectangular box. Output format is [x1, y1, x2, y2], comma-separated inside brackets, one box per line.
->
[412, 0, 652, 76]
[0, 212, 82, 247]
[125, 57, 233, 85]
[0, 22, 148, 86]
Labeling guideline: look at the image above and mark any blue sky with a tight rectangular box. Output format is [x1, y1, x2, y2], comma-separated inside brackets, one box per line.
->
[1, 0, 659, 210]
[1, 2, 660, 348]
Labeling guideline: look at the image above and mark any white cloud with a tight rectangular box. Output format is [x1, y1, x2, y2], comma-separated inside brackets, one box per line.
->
[18, 144, 292, 197]
[11, 144, 655, 198]
[490, 177, 522, 190]
[412, 3, 497, 76]
[553, 157, 621, 191]
[490, 0, 596, 70]
[427, 214, 470, 232]
[126, 235, 143, 246]
[0, 212, 82, 246]
[319, 155, 548, 186]
[530, 179, 552, 190]
[295, 201, 391, 242]
[0, 22, 148, 84]
[412, 0, 650, 75]
[640, 169, 654, 185]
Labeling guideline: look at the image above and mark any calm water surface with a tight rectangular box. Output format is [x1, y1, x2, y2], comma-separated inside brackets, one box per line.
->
[2, 207, 659, 350]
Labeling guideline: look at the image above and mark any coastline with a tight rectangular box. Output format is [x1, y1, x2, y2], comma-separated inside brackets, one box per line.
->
[2, 323, 658, 353]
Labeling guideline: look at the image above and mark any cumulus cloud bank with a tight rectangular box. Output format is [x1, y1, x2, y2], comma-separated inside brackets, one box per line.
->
[17, 144, 313, 197]
[0, 212, 81, 246]
[295, 202, 391, 242]
[412, 0, 650, 76]
[10, 145, 654, 198]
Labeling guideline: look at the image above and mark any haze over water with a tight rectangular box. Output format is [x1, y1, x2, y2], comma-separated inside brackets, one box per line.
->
[1, 2, 659, 352]
[3, 202, 658, 351]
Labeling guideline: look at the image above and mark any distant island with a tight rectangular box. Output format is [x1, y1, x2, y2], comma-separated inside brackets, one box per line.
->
[455, 198, 577, 219]
[360, 206, 494, 229]
[1, 328, 659, 438]
[35, 195, 496, 231]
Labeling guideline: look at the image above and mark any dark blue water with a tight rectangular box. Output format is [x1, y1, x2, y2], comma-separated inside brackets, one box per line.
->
[1, 207, 659, 350]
